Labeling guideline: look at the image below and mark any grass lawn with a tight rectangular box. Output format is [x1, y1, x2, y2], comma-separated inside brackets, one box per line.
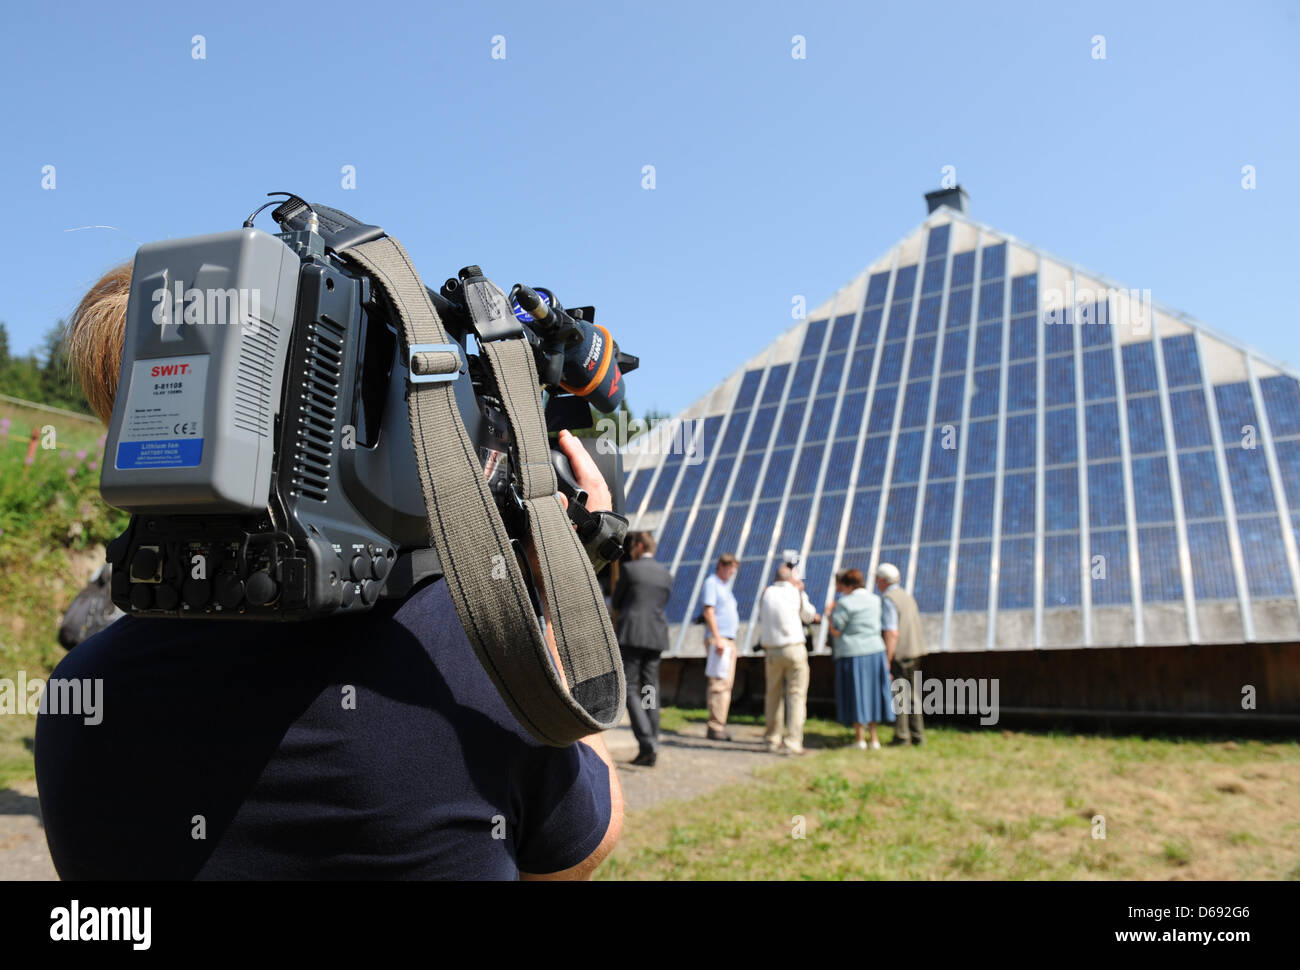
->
[600, 709, 1300, 880]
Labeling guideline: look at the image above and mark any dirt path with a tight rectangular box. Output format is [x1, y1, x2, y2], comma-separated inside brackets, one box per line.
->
[0, 781, 57, 880]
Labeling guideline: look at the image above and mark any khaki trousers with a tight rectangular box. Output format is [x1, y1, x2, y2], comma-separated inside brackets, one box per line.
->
[763, 643, 809, 749]
[706, 638, 736, 732]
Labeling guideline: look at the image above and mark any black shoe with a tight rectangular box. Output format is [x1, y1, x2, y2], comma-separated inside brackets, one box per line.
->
[886, 737, 910, 747]
[707, 729, 733, 742]
[631, 750, 657, 767]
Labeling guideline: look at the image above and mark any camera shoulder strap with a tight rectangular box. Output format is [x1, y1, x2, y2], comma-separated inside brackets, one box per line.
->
[337, 234, 624, 746]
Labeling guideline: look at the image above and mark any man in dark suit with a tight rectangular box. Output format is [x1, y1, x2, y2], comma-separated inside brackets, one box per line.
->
[611, 532, 674, 767]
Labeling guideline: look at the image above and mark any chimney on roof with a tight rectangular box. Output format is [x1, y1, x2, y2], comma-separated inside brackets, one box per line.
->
[925, 185, 969, 215]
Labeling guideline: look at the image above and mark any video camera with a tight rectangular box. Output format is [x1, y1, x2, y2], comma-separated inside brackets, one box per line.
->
[100, 193, 638, 622]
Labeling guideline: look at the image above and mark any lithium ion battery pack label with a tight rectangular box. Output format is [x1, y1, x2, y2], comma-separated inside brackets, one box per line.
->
[114, 354, 209, 470]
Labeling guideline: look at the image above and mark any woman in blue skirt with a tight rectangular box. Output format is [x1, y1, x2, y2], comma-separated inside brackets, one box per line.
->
[825, 569, 895, 749]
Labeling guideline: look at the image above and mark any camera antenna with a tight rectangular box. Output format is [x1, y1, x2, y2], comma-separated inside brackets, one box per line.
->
[243, 191, 317, 229]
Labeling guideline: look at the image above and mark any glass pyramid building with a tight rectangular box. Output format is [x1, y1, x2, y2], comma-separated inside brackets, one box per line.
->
[621, 190, 1300, 657]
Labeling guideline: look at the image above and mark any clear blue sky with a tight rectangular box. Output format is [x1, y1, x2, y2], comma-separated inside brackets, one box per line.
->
[1, 0, 1296, 416]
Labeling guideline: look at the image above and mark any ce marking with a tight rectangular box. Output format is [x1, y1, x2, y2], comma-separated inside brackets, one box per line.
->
[173, 421, 198, 435]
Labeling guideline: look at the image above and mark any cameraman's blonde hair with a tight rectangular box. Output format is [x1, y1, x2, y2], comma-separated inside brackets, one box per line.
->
[66, 262, 132, 426]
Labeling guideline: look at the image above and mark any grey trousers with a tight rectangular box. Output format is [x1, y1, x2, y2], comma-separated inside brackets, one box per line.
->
[891, 656, 926, 743]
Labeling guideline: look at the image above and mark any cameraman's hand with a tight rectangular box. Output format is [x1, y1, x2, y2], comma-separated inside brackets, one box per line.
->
[555, 429, 612, 514]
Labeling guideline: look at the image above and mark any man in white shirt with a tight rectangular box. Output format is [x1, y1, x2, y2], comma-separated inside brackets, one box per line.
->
[758, 563, 820, 754]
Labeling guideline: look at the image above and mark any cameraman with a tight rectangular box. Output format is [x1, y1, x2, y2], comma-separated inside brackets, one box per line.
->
[34, 264, 622, 880]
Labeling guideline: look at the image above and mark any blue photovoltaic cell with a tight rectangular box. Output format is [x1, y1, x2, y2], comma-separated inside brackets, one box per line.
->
[734, 370, 763, 410]
[1045, 356, 1075, 406]
[886, 302, 912, 341]
[1087, 461, 1127, 528]
[788, 357, 818, 399]
[877, 547, 910, 584]
[1275, 439, 1300, 508]
[883, 485, 917, 546]
[817, 352, 847, 396]
[965, 420, 998, 475]
[940, 328, 969, 374]
[1122, 342, 1159, 395]
[915, 545, 950, 612]
[915, 295, 942, 334]
[1009, 316, 1037, 362]
[656, 508, 691, 564]
[646, 452, 686, 511]
[1090, 529, 1131, 605]
[719, 409, 751, 454]
[1261, 375, 1300, 438]
[877, 342, 906, 384]
[701, 460, 733, 505]
[1178, 450, 1225, 519]
[665, 564, 701, 622]
[1005, 414, 1036, 469]
[1045, 408, 1078, 465]
[1241, 518, 1299, 596]
[978, 282, 1004, 322]
[803, 396, 837, 443]
[893, 265, 918, 299]
[761, 363, 791, 404]
[804, 555, 835, 607]
[1214, 382, 1257, 439]
[974, 322, 1002, 366]
[856, 307, 884, 348]
[1045, 467, 1080, 531]
[790, 442, 826, 495]
[961, 475, 996, 539]
[828, 314, 856, 352]
[1002, 471, 1036, 535]
[926, 223, 950, 259]
[859, 435, 890, 488]
[1126, 395, 1165, 455]
[837, 392, 866, 438]
[969, 367, 1000, 418]
[946, 288, 973, 327]
[929, 428, 960, 478]
[729, 453, 764, 504]
[1080, 318, 1112, 350]
[934, 374, 964, 421]
[823, 441, 857, 491]
[1162, 334, 1202, 388]
[866, 272, 891, 306]
[892, 430, 924, 482]
[714, 505, 748, 558]
[746, 405, 777, 452]
[1169, 389, 1213, 448]
[1131, 456, 1174, 524]
[625, 469, 653, 514]
[776, 400, 806, 444]
[909, 337, 936, 379]
[731, 560, 766, 617]
[1186, 520, 1237, 600]
[1085, 402, 1121, 459]
[682, 513, 717, 562]
[671, 460, 707, 510]
[1011, 274, 1037, 315]
[1083, 349, 1116, 401]
[744, 501, 781, 558]
[998, 536, 1034, 609]
[744, 500, 781, 554]
[846, 347, 875, 389]
[980, 243, 1006, 280]
[779, 497, 813, 549]
[921, 258, 946, 295]
[1138, 525, 1183, 602]
[844, 489, 881, 549]
[951, 251, 976, 287]
[954, 541, 992, 610]
[800, 319, 828, 358]
[901, 381, 931, 429]
[812, 492, 847, 551]
[869, 386, 899, 433]
[1044, 533, 1082, 606]
[1007, 361, 1036, 412]
[1044, 318, 1074, 355]
[922, 480, 956, 542]
[1224, 448, 1276, 515]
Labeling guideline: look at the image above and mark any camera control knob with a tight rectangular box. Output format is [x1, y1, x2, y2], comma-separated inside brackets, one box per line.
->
[214, 574, 244, 610]
[349, 555, 370, 581]
[360, 580, 380, 606]
[182, 578, 211, 608]
[340, 582, 357, 608]
[371, 555, 390, 581]
[130, 584, 154, 610]
[131, 548, 159, 581]
[246, 571, 277, 606]
[155, 584, 180, 611]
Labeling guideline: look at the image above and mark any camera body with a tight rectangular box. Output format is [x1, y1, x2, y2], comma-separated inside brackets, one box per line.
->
[101, 202, 633, 620]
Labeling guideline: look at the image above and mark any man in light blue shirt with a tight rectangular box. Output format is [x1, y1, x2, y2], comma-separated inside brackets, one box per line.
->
[700, 553, 740, 741]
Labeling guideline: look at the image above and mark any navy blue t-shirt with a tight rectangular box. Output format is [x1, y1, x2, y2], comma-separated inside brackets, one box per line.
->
[34, 578, 611, 879]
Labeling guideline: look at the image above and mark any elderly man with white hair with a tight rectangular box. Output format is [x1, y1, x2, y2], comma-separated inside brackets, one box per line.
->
[875, 562, 929, 746]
